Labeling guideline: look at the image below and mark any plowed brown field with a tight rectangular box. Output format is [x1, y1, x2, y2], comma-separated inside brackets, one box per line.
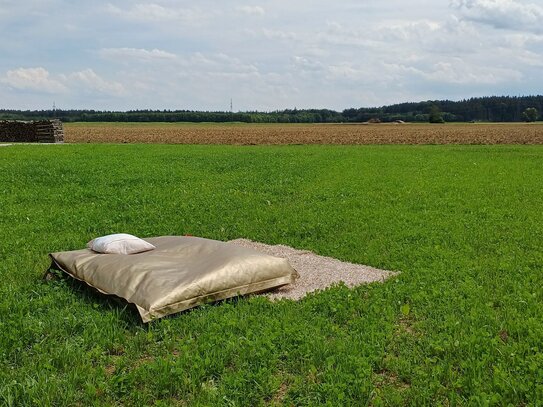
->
[65, 122, 543, 144]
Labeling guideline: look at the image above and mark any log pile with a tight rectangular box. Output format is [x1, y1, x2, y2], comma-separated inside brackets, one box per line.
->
[35, 120, 64, 143]
[0, 120, 64, 143]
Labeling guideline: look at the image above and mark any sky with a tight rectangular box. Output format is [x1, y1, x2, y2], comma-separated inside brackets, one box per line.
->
[0, 0, 542, 111]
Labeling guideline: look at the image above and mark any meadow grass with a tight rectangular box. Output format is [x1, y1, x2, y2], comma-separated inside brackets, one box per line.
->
[1, 144, 542, 406]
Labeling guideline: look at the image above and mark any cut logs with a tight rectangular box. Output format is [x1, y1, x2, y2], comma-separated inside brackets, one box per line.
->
[0, 120, 64, 143]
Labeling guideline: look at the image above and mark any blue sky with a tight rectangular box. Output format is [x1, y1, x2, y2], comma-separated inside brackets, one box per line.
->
[1, 0, 542, 111]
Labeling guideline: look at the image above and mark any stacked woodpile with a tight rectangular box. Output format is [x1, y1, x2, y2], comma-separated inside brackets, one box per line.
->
[35, 120, 64, 143]
[0, 120, 64, 143]
[0, 121, 35, 142]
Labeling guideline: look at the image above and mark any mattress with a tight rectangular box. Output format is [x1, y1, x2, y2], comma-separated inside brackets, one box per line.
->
[49, 236, 298, 322]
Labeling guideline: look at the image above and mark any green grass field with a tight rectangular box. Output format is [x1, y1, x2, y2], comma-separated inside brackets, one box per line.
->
[1, 144, 542, 405]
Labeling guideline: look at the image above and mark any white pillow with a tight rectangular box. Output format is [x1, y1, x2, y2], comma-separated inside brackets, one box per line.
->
[87, 234, 156, 255]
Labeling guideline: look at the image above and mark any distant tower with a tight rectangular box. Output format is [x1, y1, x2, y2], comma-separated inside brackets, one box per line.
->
[230, 98, 233, 113]
[52, 101, 56, 118]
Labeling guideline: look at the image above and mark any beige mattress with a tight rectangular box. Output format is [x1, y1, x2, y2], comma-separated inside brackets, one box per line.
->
[49, 236, 298, 322]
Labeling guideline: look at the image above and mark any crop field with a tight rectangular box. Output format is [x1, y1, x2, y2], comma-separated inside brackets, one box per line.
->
[65, 122, 543, 145]
[1, 144, 543, 405]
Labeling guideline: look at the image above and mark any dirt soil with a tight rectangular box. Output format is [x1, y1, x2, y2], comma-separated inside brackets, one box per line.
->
[65, 122, 543, 144]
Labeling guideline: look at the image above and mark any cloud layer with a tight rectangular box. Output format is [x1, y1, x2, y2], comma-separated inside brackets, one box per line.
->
[452, 0, 543, 33]
[1, 0, 542, 110]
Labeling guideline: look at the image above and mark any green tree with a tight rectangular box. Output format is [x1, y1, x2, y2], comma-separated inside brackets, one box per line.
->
[429, 105, 445, 123]
[522, 107, 539, 122]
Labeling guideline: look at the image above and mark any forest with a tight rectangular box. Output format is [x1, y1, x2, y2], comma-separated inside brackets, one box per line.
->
[1, 95, 541, 123]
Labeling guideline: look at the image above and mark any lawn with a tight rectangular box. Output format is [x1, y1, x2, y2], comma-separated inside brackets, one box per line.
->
[1, 144, 542, 405]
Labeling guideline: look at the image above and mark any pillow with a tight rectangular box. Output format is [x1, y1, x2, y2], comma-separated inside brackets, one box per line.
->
[87, 233, 156, 255]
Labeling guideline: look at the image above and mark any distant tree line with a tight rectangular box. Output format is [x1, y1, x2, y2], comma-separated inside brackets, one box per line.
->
[342, 96, 542, 123]
[1, 95, 541, 123]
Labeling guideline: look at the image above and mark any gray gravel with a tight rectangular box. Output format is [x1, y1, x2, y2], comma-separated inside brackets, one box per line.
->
[228, 238, 398, 300]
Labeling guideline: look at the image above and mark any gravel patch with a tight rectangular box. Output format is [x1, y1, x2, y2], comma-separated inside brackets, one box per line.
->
[228, 239, 398, 300]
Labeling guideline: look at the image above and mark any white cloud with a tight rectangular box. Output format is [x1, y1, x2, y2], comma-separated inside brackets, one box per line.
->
[377, 20, 442, 42]
[237, 5, 265, 16]
[99, 47, 177, 61]
[105, 3, 205, 23]
[452, 0, 543, 33]
[504, 32, 543, 47]
[381, 57, 523, 90]
[1, 67, 67, 93]
[315, 21, 383, 48]
[292, 56, 324, 72]
[184, 53, 259, 76]
[63, 69, 125, 96]
[261, 28, 299, 40]
[0, 67, 124, 99]
[326, 63, 366, 81]
[422, 60, 523, 84]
